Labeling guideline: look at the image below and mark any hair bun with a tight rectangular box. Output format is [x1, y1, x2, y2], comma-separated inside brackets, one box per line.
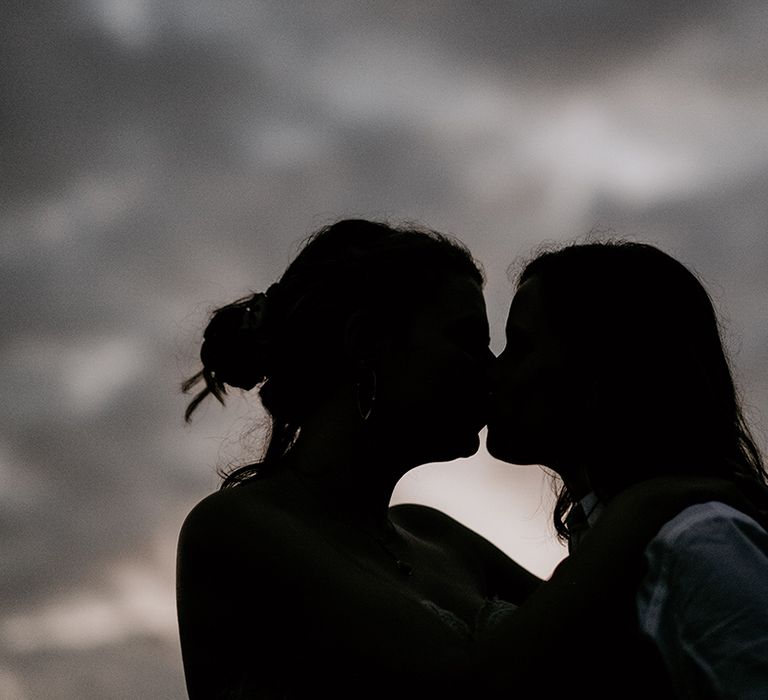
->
[200, 292, 272, 390]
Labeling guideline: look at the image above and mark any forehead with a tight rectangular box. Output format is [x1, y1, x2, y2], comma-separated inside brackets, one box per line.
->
[506, 276, 548, 333]
[400, 275, 487, 342]
[415, 274, 486, 320]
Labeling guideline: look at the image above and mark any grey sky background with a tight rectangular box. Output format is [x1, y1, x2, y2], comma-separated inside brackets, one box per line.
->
[2, 2, 767, 697]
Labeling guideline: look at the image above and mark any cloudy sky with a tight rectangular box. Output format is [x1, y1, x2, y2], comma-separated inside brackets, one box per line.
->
[2, 2, 768, 697]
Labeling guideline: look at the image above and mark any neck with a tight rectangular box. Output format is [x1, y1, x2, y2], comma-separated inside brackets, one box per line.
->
[281, 394, 408, 534]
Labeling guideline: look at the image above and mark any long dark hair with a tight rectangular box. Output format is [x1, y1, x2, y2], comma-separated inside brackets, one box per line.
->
[517, 240, 767, 539]
[183, 218, 484, 487]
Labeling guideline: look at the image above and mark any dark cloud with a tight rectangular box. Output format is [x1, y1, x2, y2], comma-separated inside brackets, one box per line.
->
[0, 1, 267, 201]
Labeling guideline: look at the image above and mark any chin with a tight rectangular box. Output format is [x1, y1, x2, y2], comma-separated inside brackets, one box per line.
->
[485, 424, 505, 458]
[486, 429, 532, 465]
[429, 432, 481, 463]
[485, 438, 507, 462]
[457, 432, 481, 458]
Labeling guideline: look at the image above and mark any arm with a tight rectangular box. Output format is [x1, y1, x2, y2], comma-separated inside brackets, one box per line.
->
[475, 477, 755, 692]
[637, 502, 768, 698]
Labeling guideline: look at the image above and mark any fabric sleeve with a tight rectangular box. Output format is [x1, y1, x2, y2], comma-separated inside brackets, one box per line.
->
[636, 502, 768, 699]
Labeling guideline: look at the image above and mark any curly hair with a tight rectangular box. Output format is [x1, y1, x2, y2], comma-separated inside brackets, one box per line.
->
[183, 218, 484, 487]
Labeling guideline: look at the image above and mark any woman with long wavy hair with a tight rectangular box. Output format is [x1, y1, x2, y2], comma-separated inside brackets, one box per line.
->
[487, 240, 768, 697]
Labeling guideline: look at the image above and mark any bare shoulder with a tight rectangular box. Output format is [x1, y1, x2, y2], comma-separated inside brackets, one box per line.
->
[390, 503, 543, 598]
[181, 481, 275, 547]
[177, 478, 314, 584]
[391, 502, 499, 552]
[391, 503, 477, 537]
[390, 503, 511, 568]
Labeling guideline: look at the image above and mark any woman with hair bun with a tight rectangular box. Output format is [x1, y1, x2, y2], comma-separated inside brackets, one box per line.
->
[177, 221, 741, 698]
[178, 219, 518, 697]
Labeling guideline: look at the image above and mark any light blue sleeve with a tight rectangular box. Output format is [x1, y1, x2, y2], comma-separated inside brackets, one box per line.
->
[637, 502, 768, 699]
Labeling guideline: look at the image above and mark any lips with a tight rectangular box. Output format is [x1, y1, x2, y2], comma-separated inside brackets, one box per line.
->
[485, 390, 504, 424]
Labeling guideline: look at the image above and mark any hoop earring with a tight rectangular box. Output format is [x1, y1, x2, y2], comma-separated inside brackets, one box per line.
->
[355, 366, 377, 422]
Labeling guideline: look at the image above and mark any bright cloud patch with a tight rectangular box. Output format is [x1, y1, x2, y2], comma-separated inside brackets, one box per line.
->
[62, 336, 148, 414]
[1, 559, 176, 653]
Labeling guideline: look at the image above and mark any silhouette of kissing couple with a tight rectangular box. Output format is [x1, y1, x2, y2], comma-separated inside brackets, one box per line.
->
[178, 219, 768, 698]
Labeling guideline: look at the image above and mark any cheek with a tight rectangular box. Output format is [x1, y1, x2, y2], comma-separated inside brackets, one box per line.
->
[410, 355, 483, 418]
[487, 360, 573, 460]
[380, 349, 486, 437]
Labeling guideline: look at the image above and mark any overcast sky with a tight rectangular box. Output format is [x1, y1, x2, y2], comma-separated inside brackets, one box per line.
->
[2, 2, 768, 697]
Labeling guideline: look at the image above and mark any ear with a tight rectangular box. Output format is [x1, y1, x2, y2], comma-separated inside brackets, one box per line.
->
[343, 310, 385, 363]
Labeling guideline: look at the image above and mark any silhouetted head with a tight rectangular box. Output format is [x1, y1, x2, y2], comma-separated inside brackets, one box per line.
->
[184, 219, 490, 485]
[486, 240, 766, 537]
